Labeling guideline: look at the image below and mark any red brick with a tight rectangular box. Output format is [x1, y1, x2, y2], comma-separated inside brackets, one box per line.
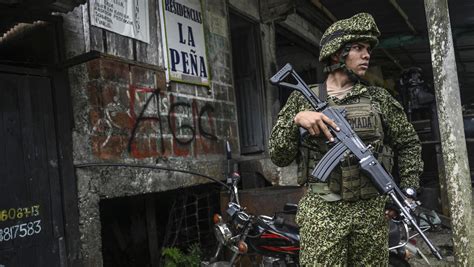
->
[101, 58, 130, 84]
[91, 135, 125, 160]
[134, 119, 159, 135]
[89, 109, 108, 134]
[102, 84, 118, 106]
[86, 81, 101, 107]
[172, 137, 191, 157]
[131, 66, 154, 87]
[89, 109, 101, 127]
[110, 111, 132, 130]
[119, 85, 131, 105]
[194, 136, 207, 156]
[160, 137, 172, 157]
[150, 136, 171, 158]
[86, 59, 101, 80]
[195, 136, 221, 157]
[129, 137, 159, 159]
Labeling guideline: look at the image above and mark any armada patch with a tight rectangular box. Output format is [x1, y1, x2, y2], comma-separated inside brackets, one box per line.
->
[347, 116, 374, 129]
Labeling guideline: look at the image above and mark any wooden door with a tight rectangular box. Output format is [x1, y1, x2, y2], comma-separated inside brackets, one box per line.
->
[231, 14, 265, 154]
[0, 72, 65, 266]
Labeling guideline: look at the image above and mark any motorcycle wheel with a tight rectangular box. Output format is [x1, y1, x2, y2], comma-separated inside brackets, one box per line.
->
[388, 254, 411, 267]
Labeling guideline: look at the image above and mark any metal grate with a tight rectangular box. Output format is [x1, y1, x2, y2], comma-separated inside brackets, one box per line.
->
[161, 185, 220, 252]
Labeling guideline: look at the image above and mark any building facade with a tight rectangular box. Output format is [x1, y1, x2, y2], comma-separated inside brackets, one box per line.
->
[0, 0, 330, 266]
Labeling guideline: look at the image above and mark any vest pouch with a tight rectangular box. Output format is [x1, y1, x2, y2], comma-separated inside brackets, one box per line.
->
[340, 165, 361, 201]
[329, 161, 380, 201]
[328, 164, 360, 202]
[297, 147, 309, 186]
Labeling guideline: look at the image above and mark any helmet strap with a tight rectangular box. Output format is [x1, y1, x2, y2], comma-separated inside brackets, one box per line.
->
[323, 43, 352, 73]
[343, 66, 362, 83]
[324, 43, 368, 84]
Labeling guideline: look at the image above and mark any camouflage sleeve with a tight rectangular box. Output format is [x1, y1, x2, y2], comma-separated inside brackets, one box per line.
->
[269, 91, 306, 167]
[378, 89, 423, 189]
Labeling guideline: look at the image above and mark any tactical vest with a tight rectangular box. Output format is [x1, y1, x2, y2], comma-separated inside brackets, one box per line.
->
[298, 84, 394, 202]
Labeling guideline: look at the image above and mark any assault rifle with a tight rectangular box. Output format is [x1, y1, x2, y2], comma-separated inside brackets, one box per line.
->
[270, 63, 442, 260]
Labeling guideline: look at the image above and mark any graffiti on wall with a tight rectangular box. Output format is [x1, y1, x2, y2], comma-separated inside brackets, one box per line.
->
[127, 85, 218, 158]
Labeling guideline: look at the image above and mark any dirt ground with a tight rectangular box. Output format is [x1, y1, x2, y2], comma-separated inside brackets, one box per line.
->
[409, 227, 454, 266]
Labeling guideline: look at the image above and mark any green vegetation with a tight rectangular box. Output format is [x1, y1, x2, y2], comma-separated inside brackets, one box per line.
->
[162, 243, 202, 267]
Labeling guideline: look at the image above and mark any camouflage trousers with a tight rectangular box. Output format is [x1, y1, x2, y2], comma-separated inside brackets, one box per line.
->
[296, 191, 388, 266]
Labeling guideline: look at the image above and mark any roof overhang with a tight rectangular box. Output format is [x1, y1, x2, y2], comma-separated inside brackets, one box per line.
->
[0, 0, 86, 35]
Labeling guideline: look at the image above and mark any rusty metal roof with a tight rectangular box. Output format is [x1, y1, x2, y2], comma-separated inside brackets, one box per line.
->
[0, 0, 86, 37]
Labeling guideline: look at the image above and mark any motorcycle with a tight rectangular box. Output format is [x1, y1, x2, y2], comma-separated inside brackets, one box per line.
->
[201, 142, 440, 266]
[388, 206, 442, 266]
[201, 141, 300, 267]
[201, 171, 300, 267]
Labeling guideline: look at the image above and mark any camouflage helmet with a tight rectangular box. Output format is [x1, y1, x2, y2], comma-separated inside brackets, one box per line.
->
[319, 13, 380, 62]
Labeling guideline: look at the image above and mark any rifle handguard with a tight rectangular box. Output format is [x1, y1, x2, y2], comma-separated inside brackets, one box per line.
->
[359, 155, 395, 194]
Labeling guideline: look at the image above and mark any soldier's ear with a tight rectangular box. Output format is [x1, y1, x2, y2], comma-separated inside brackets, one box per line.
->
[330, 52, 340, 64]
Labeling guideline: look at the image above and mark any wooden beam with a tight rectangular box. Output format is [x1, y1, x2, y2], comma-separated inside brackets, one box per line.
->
[389, 0, 418, 35]
[309, 0, 337, 22]
[380, 48, 404, 70]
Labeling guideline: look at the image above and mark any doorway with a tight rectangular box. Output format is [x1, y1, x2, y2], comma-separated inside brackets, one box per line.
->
[0, 19, 77, 266]
[230, 11, 266, 155]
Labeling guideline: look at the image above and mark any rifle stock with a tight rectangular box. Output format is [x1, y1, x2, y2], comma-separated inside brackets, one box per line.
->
[271, 63, 443, 260]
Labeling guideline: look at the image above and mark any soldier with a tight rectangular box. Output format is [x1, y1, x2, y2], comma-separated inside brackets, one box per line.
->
[269, 13, 423, 266]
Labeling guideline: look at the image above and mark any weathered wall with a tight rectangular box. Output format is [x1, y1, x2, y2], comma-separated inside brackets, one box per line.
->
[63, 0, 239, 265]
[62, 2, 162, 66]
[280, 13, 322, 48]
[70, 57, 235, 162]
[228, 0, 259, 20]
[69, 57, 236, 265]
[60, 0, 324, 264]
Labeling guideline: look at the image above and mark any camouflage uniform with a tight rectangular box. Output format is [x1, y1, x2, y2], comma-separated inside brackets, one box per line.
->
[269, 13, 423, 266]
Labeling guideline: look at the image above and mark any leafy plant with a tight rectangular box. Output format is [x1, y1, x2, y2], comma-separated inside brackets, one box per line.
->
[162, 243, 202, 267]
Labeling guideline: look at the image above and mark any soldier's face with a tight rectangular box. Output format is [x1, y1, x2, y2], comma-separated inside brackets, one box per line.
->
[345, 42, 371, 76]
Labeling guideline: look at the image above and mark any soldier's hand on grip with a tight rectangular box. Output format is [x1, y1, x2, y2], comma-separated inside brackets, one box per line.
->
[294, 111, 340, 142]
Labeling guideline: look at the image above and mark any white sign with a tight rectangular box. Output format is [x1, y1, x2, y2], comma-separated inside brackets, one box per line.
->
[159, 0, 210, 86]
[90, 0, 150, 43]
